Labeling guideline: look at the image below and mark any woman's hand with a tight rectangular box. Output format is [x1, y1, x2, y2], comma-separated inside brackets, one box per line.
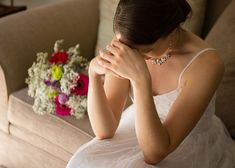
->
[97, 38, 151, 85]
[88, 55, 124, 79]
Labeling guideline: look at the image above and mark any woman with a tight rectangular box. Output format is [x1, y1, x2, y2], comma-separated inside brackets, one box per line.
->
[66, 0, 235, 167]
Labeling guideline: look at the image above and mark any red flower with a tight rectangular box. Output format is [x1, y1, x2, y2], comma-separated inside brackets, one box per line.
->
[54, 96, 71, 116]
[71, 73, 89, 96]
[49, 51, 69, 64]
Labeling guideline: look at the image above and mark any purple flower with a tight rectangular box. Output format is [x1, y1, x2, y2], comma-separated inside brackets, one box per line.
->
[44, 80, 52, 86]
[58, 93, 68, 104]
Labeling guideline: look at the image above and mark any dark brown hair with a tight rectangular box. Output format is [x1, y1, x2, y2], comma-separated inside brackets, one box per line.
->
[113, 0, 192, 46]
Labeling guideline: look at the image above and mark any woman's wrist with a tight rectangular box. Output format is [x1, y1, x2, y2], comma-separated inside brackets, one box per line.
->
[88, 67, 103, 83]
[131, 71, 151, 86]
[89, 68, 99, 78]
[130, 74, 152, 92]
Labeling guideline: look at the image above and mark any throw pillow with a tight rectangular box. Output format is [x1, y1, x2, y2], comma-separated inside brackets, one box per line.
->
[206, 1, 235, 139]
[95, 0, 207, 55]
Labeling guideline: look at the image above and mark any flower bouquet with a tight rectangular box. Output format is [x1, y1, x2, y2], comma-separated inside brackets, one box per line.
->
[26, 39, 89, 119]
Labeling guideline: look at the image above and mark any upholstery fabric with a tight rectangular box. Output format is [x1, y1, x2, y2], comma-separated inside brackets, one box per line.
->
[95, 0, 118, 55]
[0, 0, 100, 166]
[0, 0, 99, 137]
[0, 130, 67, 168]
[8, 88, 95, 154]
[206, 1, 235, 138]
[183, 0, 207, 35]
[95, 0, 207, 55]
[202, 0, 232, 37]
[0, 0, 99, 100]
[0, 66, 8, 133]
[9, 125, 72, 162]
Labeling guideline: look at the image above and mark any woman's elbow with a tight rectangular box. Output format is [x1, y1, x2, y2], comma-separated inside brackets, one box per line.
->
[95, 132, 115, 140]
[93, 123, 118, 140]
[143, 151, 168, 165]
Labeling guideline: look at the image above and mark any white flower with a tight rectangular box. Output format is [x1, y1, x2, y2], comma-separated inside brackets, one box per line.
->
[54, 39, 64, 53]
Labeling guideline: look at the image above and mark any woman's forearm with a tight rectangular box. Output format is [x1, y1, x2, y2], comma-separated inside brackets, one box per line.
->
[87, 73, 118, 139]
[131, 79, 170, 164]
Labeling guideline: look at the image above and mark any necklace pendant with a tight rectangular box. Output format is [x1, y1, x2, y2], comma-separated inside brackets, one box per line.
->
[150, 40, 174, 65]
[151, 59, 161, 65]
[151, 56, 168, 65]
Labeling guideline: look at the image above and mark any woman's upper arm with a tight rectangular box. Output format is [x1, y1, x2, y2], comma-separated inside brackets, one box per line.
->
[104, 74, 130, 125]
[163, 51, 225, 153]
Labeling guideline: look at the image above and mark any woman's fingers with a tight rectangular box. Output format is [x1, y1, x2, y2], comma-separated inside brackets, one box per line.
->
[97, 56, 112, 69]
[106, 44, 119, 55]
[99, 49, 115, 63]
[97, 56, 123, 79]
[97, 55, 110, 64]
[105, 69, 124, 79]
[112, 39, 128, 50]
[97, 56, 121, 76]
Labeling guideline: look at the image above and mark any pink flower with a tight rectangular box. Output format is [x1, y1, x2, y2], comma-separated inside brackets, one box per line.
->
[54, 96, 71, 116]
[49, 52, 69, 64]
[58, 93, 68, 105]
[71, 73, 89, 96]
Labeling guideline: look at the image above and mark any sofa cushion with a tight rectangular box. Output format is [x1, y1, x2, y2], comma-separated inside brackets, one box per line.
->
[0, 130, 67, 168]
[183, 0, 207, 35]
[95, 0, 207, 55]
[8, 88, 95, 154]
[202, 0, 232, 37]
[9, 124, 72, 162]
[206, 1, 235, 138]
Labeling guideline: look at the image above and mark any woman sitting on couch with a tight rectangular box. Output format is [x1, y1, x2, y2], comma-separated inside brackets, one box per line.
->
[66, 0, 235, 167]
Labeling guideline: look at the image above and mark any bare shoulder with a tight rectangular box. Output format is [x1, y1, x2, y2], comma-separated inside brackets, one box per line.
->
[181, 48, 225, 91]
[196, 48, 224, 71]
[180, 30, 225, 88]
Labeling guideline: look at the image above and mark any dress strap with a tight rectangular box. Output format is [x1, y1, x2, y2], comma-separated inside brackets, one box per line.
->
[177, 48, 216, 88]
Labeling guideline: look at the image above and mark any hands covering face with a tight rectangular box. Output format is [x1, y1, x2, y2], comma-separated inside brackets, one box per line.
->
[97, 37, 151, 83]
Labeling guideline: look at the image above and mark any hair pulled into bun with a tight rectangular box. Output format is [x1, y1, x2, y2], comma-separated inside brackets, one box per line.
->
[114, 0, 192, 45]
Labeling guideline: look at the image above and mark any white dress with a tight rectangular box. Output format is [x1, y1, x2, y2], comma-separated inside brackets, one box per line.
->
[66, 48, 235, 168]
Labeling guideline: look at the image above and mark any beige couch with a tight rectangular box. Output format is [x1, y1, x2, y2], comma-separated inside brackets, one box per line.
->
[0, 0, 234, 167]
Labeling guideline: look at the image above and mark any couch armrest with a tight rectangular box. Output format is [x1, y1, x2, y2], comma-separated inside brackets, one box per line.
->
[0, 0, 99, 133]
[0, 66, 9, 133]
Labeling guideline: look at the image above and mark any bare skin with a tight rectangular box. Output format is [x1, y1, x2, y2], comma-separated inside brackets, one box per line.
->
[88, 27, 225, 165]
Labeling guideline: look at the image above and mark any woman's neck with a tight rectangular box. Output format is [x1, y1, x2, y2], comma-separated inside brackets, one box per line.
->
[148, 28, 182, 58]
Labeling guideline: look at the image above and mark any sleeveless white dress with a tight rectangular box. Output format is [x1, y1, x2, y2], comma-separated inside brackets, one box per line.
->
[66, 48, 235, 168]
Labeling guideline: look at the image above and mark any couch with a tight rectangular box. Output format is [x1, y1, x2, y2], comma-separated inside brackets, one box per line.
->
[0, 0, 234, 167]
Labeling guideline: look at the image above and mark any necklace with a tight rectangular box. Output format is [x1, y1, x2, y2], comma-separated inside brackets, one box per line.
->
[151, 40, 174, 65]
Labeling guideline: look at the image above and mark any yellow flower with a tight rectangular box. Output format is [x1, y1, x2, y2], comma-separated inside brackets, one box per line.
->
[51, 65, 63, 80]
[47, 91, 58, 99]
